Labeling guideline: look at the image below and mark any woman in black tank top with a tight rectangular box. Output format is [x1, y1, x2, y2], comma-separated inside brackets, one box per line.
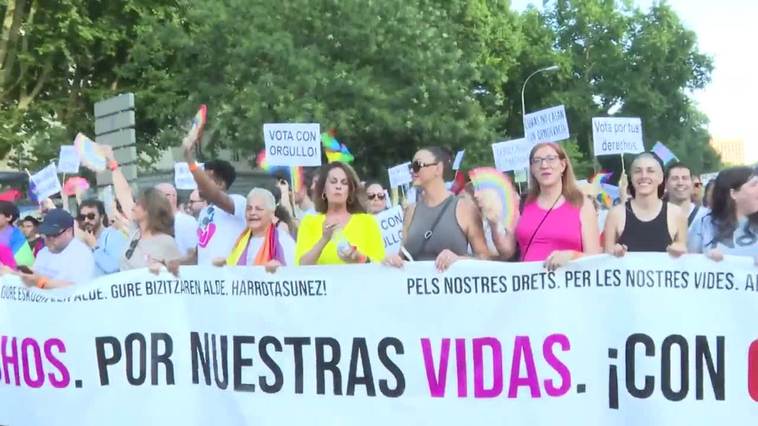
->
[604, 153, 688, 256]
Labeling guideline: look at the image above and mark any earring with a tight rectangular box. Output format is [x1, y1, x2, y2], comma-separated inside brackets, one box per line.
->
[321, 193, 327, 201]
[348, 194, 354, 204]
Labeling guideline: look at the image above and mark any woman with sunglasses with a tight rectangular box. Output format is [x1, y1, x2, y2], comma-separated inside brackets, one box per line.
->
[604, 153, 687, 257]
[119, 187, 182, 271]
[385, 147, 488, 271]
[365, 182, 388, 214]
[296, 162, 384, 265]
[498, 143, 601, 271]
[689, 166, 758, 260]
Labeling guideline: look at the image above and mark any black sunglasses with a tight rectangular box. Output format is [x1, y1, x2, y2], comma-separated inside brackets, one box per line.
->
[411, 160, 439, 173]
[367, 193, 386, 201]
[125, 237, 140, 260]
[77, 213, 97, 221]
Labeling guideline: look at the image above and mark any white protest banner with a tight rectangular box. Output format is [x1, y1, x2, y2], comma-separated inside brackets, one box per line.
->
[57, 145, 80, 174]
[174, 162, 204, 190]
[30, 164, 62, 200]
[492, 138, 533, 172]
[374, 205, 403, 255]
[452, 150, 465, 170]
[524, 105, 570, 144]
[1, 254, 757, 425]
[388, 162, 412, 188]
[263, 123, 321, 167]
[592, 117, 645, 156]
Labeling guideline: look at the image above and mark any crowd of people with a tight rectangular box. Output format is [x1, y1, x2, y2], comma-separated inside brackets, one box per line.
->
[2, 131, 756, 289]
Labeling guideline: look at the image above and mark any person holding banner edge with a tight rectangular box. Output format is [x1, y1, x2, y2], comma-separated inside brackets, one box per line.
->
[688, 166, 758, 260]
[296, 162, 384, 265]
[507, 142, 601, 270]
[384, 147, 488, 271]
[604, 153, 688, 256]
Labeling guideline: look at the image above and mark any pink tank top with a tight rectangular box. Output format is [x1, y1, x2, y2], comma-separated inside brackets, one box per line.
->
[515, 200, 583, 262]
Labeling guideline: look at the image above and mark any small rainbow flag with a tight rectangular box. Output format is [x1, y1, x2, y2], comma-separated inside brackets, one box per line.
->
[321, 130, 354, 164]
[651, 141, 678, 166]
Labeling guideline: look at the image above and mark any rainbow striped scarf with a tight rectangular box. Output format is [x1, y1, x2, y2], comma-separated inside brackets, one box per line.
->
[226, 225, 285, 266]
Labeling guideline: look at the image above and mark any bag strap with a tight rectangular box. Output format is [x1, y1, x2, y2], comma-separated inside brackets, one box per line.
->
[417, 196, 455, 255]
[687, 204, 700, 226]
[521, 195, 561, 260]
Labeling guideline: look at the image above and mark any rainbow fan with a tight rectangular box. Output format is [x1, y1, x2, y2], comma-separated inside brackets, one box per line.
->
[468, 167, 520, 230]
[74, 133, 107, 171]
[321, 130, 354, 164]
[290, 166, 304, 193]
[256, 149, 290, 178]
[590, 170, 615, 208]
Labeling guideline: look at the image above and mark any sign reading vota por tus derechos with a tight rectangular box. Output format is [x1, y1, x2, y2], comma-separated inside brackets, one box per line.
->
[0, 254, 757, 425]
[263, 123, 322, 167]
[592, 117, 645, 156]
[524, 105, 570, 144]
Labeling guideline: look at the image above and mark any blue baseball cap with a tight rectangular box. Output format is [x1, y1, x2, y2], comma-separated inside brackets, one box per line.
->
[38, 209, 74, 236]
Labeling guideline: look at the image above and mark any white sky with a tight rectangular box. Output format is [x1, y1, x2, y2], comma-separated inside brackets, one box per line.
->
[510, 0, 758, 164]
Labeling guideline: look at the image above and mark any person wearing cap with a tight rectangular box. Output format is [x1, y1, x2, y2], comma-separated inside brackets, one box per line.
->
[20, 209, 95, 289]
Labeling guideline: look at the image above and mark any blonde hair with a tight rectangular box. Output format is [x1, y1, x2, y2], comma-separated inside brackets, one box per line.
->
[527, 142, 583, 207]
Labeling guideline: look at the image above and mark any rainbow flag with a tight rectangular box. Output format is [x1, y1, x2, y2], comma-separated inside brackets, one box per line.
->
[651, 142, 678, 165]
[0, 226, 34, 267]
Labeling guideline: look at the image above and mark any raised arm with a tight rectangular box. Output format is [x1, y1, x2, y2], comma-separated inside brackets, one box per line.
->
[182, 134, 237, 214]
[101, 146, 136, 221]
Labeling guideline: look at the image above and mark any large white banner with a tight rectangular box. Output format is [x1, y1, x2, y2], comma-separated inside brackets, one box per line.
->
[0, 254, 757, 425]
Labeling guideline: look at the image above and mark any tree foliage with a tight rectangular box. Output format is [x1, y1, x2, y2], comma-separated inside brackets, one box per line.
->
[1, 0, 720, 179]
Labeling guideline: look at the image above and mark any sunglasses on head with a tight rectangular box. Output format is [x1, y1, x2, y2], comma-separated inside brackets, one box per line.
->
[367, 193, 386, 201]
[77, 213, 97, 221]
[411, 160, 439, 173]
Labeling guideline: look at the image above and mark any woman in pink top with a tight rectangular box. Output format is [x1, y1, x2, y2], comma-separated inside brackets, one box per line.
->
[497, 142, 600, 270]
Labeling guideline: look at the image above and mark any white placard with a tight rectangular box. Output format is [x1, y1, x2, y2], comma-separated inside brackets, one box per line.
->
[30, 164, 62, 200]
[388, 162, 412, 188]
[263, 123, 322, 166]
[492, 138, 533, 172]
[406, 186, 418, 203]
[524, 105, 570, 143]
[56, 145, 80, 174]
[174, 162, 204, 190]
[374, 205, 404, 255]
[452, 150, 465, 170]
[592, 117, 645, 156]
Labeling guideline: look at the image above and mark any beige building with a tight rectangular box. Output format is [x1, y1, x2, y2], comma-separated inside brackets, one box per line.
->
[709, 137, 746, 166]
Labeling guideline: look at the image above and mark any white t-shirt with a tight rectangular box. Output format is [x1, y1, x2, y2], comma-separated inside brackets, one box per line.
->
[174, 211, 199, 257]
[243, 228, 296, 266]
[34, 238, 95, 284]
[196, 195, 247, 265]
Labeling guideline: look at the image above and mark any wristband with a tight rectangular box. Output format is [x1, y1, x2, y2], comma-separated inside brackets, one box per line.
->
[108, 160, 119, 172]
[189, 162, 200, 172]
[36, 277, 48, 289]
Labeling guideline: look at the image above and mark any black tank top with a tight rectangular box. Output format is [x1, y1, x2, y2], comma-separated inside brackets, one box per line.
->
[618, 201, 672, 252]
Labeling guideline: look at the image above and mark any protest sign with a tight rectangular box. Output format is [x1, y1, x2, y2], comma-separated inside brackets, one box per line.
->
[592, 117, 645, 156]
[57, 145, 80, 174]
[174, 162, 204, 190]
[30, 164, 62, 200]
[74, 133, 107, 172]
[492, 138, 532, 172]
[374, 205, 403, 255]
[452, 150, 465, 170]
[700, 172, 718, 186]
[263, 123, 321, 167]
[524, 105, 570, 143]
[0, 254, 756, 425]
[388, 162, 412, 188]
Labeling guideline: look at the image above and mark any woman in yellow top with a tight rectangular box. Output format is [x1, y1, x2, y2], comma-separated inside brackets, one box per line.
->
[296, 162, 385, 265]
